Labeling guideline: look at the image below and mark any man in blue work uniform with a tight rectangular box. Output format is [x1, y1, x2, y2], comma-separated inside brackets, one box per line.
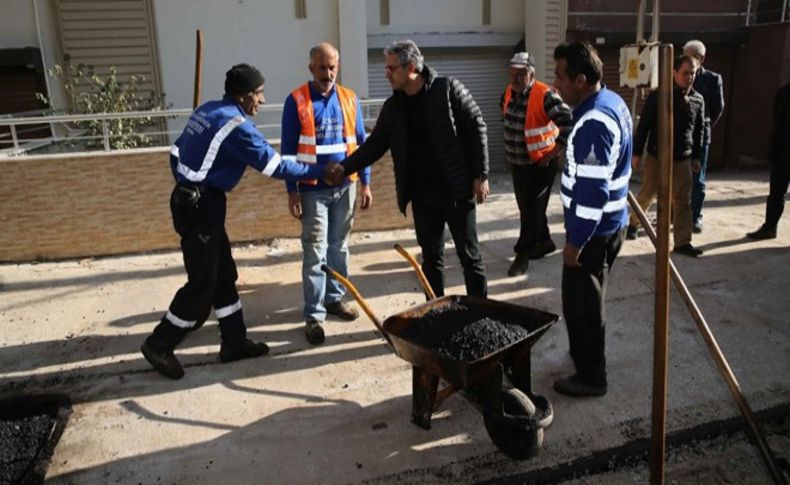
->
[282, 43, 372, 345]
[141, 64, 328, 379]
[552, 42, 632, 397]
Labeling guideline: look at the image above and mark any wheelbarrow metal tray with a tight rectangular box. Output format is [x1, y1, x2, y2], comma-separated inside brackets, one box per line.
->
[382, 295, 558, 389]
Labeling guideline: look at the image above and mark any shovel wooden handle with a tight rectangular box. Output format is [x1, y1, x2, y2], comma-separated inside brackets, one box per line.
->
[394, 243, 437, 300]
[321, 264, 386, 337]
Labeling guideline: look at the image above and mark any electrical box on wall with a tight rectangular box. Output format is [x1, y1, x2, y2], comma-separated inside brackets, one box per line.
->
[619, 43, 659, 89]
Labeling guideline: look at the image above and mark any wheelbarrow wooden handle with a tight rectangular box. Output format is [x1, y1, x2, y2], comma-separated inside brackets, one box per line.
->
[320, 265, 391, 346]
[393, 243, 437, 300]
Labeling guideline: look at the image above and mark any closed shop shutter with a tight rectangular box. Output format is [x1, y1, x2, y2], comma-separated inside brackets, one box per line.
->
[542, 0, 567, 84]
[368, 47, 511, 170]
[53, 0, 162, 100]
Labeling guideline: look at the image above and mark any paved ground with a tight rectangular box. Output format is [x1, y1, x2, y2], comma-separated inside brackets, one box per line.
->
[0, 170, 788, 484]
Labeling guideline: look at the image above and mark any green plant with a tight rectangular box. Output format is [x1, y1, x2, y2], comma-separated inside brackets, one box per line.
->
[36, 56, 169, 149]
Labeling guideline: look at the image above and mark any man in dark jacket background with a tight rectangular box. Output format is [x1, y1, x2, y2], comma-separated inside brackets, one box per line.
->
[627, 55, 706, 257]
[746, 83, 790, 240]
[326, 39, 489, 298]
[683, 40, 725, 233]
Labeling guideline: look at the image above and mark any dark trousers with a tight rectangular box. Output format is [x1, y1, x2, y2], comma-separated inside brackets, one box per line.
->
[511, 159, 558, 254]
[765, 158, 789, 229]
[411, 197, 487, 298]
[148, 185, 246, 351]
[561, 229, 625, 385]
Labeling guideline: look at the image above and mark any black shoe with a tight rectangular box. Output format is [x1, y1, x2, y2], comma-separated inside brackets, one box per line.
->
[746, 226, 777, 240]
[673, 243, 703, 257]
[626, 225, 638, 240]
[692, 220, 703, 234]
[507, 253, 530, 276]
[141, 340, 184, 379]
[553, 374, 607, 397]
[305, 320, 325, 345]
[528, 239, 557, 260]
[326, 301, 359, 321]
[219, 338, 269, 363]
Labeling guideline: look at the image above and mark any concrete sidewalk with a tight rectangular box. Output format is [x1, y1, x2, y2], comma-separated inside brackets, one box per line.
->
[0, 170, 787, 484]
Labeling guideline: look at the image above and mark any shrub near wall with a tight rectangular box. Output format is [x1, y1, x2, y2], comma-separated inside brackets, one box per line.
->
[0, 147, 409, 261]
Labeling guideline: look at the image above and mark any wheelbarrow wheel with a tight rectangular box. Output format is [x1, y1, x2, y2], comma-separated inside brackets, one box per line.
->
[483, 388, 543, 460]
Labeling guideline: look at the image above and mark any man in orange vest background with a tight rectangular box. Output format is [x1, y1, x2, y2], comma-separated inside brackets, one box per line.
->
[501, 51, 572, 277]
[281, 42, 372, 345]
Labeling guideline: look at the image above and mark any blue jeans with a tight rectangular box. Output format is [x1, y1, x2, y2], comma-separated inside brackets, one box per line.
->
[300, 184, 356, 321]
[691, 142, 710, 225]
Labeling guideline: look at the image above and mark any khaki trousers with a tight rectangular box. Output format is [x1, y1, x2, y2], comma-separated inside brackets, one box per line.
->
[629, 153, 693, 247]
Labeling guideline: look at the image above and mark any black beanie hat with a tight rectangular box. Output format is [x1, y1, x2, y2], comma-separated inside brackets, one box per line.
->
[224, 63, 265, 96]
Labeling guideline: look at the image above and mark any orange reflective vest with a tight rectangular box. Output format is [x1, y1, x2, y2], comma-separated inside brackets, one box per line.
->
[291, 83, 359, 185]
[502, 80, 560, 162]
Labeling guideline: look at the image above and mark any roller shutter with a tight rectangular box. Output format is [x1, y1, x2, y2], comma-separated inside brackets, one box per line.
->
[53, 0, 162, 100]
[368, 47, 511, 170]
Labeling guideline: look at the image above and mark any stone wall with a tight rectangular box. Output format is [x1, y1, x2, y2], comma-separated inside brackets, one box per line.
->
[0, 148, 410, 261]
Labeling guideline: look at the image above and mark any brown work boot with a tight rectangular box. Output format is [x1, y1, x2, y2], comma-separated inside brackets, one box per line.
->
[219, 338, 269, 363]
[305, 320, 325, 345]
[141, 340, 184, 380]
[326, 301, 359, 321]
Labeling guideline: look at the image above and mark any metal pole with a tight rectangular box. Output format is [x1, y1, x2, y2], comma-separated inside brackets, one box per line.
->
[193, 30, 204, 109]
[10, 124, 19, 150]
[102, 120, 110, 151]
[629, 192, 789, 485]
[650, 0, 660, 42]
[746, 0, 753, 26]
[636, 0, 647, 43]
[649, 42, 673, 485]
[631, 0, 648, 120]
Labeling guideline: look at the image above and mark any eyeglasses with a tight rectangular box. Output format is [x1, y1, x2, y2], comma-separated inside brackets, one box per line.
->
[385, 64, 404, 73]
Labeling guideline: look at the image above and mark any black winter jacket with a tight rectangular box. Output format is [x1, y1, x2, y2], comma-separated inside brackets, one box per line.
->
[634, 84, 705, 162]
[342, 64, 489, 214]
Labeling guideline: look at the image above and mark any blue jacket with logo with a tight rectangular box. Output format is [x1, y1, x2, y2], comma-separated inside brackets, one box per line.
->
[170, 96, 323, 191]
[561, 87, 633, 248]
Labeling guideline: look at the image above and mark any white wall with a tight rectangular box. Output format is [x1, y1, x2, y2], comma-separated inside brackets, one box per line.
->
[0, 0, 37, 47]
[366, 0, 524, 34]
[152, 0, 340, 111]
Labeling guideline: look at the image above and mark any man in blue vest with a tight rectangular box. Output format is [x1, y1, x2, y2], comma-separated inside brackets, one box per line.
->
[141, 64, 328, 379]
[282, 43, 372, 345]
[552, 42, 632, 397]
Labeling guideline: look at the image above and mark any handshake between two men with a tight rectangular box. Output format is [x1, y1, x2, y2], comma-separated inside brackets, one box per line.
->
[323, 161, 347, 186]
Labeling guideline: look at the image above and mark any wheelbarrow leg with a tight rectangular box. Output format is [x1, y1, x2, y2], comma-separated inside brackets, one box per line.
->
[507, 344, 532, 395]
[411, 366, 439, 430]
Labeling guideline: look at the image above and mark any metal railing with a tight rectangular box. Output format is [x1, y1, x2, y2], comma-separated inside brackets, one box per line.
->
[0, 98, 386, 157]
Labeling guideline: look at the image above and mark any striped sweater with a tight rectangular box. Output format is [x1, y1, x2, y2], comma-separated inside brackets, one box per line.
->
[561, 87, 633, 248]
[501, 84, 572, 166]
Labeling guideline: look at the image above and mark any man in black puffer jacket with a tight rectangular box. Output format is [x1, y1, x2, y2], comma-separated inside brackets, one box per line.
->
[327, 39, 489, 298]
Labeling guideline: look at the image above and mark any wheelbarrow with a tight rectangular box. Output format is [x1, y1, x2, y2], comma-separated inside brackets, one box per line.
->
[321, 245, 558, 459]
